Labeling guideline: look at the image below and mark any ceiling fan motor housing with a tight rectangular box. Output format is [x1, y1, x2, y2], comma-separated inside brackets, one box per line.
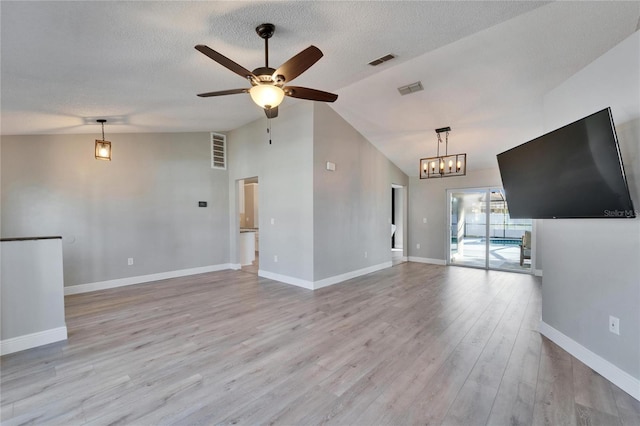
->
[251, 67, 278, 85]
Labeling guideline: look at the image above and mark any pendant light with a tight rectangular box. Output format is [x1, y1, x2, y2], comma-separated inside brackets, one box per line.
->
[95, 119, 112, 161]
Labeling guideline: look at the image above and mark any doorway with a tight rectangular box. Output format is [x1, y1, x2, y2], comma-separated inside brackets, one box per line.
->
[447, 187, 533, 272]
[391, 184, 405, 265]
[238, 177, 259, 274]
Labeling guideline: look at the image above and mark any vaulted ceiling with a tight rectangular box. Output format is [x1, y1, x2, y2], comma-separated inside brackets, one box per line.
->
[2, 1, 638, 176]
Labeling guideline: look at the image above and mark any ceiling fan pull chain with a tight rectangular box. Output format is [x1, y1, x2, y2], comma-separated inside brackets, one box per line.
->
[267, 119, 272, 145]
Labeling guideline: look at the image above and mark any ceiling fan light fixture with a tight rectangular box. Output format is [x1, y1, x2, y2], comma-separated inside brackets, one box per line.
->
[249, 84, 285, 110]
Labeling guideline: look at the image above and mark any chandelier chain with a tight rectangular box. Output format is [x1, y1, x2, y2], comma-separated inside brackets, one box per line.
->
[436, 130, 450, 157]
[445, 130, 449, 156]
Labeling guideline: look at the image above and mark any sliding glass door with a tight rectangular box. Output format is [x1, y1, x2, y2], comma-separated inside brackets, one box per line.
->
[448, 188, 533, 272]
[449, 190, 487, 268]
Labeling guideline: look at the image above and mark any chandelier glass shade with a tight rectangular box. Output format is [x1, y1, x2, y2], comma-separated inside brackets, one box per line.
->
[249, 84, 285, 110]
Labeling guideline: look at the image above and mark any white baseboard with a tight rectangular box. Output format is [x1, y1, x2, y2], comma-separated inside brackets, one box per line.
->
[313, 261, 392, 290]
[408, 256, 446, 265]
[258, 270, 314, 290]
[64, 264, 233, 295]
[259, 261, 393, 291]
[1, 326, 68, 356]
[539, 321, 640, 401]
[534, 269, 543, 277]
[230, 263, 242, 270]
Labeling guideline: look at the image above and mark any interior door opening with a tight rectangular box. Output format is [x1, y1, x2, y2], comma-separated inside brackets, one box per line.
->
[391, 185, 405, 265]
[238, 177, 259, 274]
[448, 188, 533, 273]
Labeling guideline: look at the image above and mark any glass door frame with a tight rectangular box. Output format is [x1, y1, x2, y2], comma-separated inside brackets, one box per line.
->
[445, 187, 535, 274]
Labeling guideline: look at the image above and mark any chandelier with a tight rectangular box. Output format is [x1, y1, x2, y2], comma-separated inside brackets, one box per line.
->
[419, 126, 466, 179]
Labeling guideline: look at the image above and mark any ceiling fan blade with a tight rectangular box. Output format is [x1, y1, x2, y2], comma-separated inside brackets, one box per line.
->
[195, 45, 255, 80]
[273, 46, 323, 83]
[264, 106, 278, 119]
[197, 88, 248, 97]
[284, 86, 338, 102]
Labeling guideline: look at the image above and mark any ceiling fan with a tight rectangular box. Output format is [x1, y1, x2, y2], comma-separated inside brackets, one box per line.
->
[195, 23, 338, 119]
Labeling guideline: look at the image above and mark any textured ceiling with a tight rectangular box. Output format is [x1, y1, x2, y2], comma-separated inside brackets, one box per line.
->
[1, 1, 639, 176]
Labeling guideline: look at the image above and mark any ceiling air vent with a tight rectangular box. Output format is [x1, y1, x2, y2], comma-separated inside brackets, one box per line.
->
[368, 54, 395, 66]
[397, 81, 424, 96]
[211, 132, 226, 170]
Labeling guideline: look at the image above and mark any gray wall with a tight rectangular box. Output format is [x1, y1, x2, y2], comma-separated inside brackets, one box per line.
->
[1, 238, 65, 342]
[408, 168, 544, 269]
[541, 32, 640, 380]
[1, 132, 229, 287]
[227, 102, 408, 284]
[227, 103, 315, 281]
[312, 104, 408, 281]
[408, 168, 499, 261]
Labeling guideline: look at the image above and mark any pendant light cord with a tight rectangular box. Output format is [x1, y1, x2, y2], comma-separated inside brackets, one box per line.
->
[97, 119, 107, 141]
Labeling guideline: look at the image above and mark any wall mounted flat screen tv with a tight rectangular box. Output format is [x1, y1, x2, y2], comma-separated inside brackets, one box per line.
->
[497, 107, 635, 219]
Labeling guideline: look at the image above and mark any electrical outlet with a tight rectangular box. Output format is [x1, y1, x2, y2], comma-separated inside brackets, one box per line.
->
[274, 255, 278, 262]
[423, 217, 427, 224]
[416, 243, 421, 249]
[364, 251, 368, 258]
[271, 218, 275, 225]
[609, 315, 620, 335]
[128, 258, 134, 266]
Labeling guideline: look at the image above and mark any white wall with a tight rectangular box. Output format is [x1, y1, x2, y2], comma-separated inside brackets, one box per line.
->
[1, 132, 230, 287]
[541, 32, 640, 395]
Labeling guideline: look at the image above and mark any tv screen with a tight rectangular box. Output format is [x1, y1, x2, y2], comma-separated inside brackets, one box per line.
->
[497, 107, 635, 219]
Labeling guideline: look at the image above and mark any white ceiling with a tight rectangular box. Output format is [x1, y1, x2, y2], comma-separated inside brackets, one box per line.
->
[2, 1, 638, 176]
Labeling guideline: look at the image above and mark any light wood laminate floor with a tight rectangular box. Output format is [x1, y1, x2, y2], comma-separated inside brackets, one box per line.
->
[2, 263, 639, 425]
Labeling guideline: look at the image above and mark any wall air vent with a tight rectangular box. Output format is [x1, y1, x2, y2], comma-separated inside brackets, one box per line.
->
[397, 81, 424, 96]
[211, 132, 226, 170]
[368, 54, 395, 66]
